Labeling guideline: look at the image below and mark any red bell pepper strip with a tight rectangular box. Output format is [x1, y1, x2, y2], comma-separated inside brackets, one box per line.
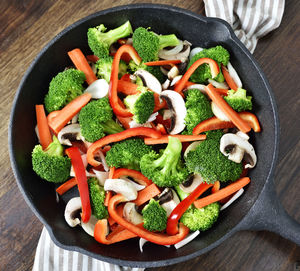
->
[166, 182, 213, 235]
[108, 194, 189, 245]
[112, 168, 152, 186]
[85, 55, 99, 63]
[221, 64, 238, 91]
[205, 84, 251, 133]
[120, 73, 132, 82]
[144, 60, 182, 66]
[65, 147, 91, 223]
[192, 112, 261, 135]
[86, 127, 161, 167]
[174, 58, 220, 96]
[118, 80, 139, 95]
[109, 45, 141, 117]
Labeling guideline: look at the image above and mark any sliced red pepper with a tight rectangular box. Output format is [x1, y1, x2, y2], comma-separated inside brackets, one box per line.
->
[112, 168, 152, 186]
[65, 147, 91, 223]
[166, 182, 213, 235]
[120, 73, 132, 82]
[192, 112, 261, 135]
[87, 127, 161, 167]
[108, 194, 189, 245]
[85, 55, 99, 63]
[174, 58, 220, 96]
[144, 60, 182, 66]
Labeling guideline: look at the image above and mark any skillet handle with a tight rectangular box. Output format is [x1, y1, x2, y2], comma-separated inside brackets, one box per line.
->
[239, 180, 300, 246]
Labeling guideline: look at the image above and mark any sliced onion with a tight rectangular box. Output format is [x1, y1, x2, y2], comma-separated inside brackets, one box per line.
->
[139, 238, 170, 253]
[81, 215, 98, 237]
[227, 62, 242, 88]
[186, 84, 206, 94]
[120, 177, 145, 191]
[211, 102, 230, 121]
[184, 141, 202, 158]
[174, 230, 200, 249]
[160, 66, 169, 76]
[162, 79, 170, 90]
[220, 188, 244, 211]
[167, 66, 179, 80]
[189, 47, 204, 60]
[208, 79, 229, 90]
[159, 40, 183, 57]
[84, 79, 109, 99]
[70, 154, 96, 177]
[93, 170, 109, 186]
[97, 149, 109, 172]
[170, 75, 182, 86]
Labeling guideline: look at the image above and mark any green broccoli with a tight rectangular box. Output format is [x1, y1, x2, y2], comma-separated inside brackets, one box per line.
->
[142, 199, 167, 232]
[175, 185, 190, 201]
[32, 136, 71, 183]
[132, 27, 179, 62]
[123, 86, 155, 124]
[106, 138, 153, 170]
[44, 69, 86, 113]
[187, 46, 230, 83]
[87, 21, 133, 58]
[224, 88, 252, 112]
[185, 130, 243, 183]
[79, 97, 123, 142]
[88, 177, 108, 220]
[95, 56, 127, 82]
[181, 203, 220, 231]
[140, 136, 189, 187]
[184, 89, 214, 134]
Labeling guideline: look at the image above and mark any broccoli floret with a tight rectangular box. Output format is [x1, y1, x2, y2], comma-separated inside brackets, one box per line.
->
[140, 136, 189, 187]
[184, 89, 214, 134]
[185, 130, 243, 183]
[124, 86, 155, 124]
[187, 46, 230, 83]
[87, 21, 133, 58]
[181, 203, 220, 231]
[32, 136, 71, 183]
[44, 69, 85, 113]
[175, 185, 190, 201]
[88, 177, 108, 219]
[106, 138, 153, 170]
[95, 56, 127, 82]
[142, 199, 167, 232]
[224, 88, 252, 112]
[79, 97, 123, 142]
[132, 27, 179, 62]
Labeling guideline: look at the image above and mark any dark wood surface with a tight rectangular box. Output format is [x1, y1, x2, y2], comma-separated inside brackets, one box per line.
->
[1, 1, 299, 270]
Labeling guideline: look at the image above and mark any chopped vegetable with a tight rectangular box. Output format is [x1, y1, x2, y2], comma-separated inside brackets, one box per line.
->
[56, 177, 77, 195]
[221, 64, 238, 90]
[142, 199, 167, 232]
[224, 88, 252, 112]
[133, 183, 161, 206]
[35, 104, 52, 149]
[144, 134, 206, 145]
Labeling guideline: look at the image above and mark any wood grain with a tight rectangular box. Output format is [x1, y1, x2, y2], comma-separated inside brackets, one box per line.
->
[0, 1, 299, 271]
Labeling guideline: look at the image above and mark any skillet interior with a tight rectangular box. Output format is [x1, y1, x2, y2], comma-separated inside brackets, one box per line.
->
[9, 4, 278, 267]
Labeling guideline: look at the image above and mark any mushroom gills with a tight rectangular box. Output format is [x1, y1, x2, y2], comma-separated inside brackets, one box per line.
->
[57, 123, 83, 146]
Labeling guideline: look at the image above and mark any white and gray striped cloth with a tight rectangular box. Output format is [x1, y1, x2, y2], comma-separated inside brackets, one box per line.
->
[32, 1, 285, 270]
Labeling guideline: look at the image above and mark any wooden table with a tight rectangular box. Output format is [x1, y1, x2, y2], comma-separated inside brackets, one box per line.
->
[1, 1, 299, 270]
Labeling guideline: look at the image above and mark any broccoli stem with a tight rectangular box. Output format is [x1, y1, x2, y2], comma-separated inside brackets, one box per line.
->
[106, 21, 133, 43]
[102, 119, 124, 134]
[158, 34, 179, 50]
[175, 185, 190, 201]
[45, 136, 63, 156]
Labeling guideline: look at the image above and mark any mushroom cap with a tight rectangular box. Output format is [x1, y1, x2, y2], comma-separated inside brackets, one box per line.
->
[134, 69, 162, 94]
[179, 174, 203, 193]
[104, 178, 138, 201]
[123, 202, 143, 225]
[64, 197, 82, 227]
[57, 123, 82, 146]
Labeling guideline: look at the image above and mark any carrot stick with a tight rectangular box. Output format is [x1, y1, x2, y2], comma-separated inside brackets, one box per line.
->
[48, 93, 92, 134]
[118, 80, 139, 95]
[104, 191, 113, 207]
[211, 181, 220, 193]
[108, 167, 115, 179]
[221, 65, 238, 91]
[144, 60, 182, 66]
[194, 177, 250, 209]
[144, 134, 206, 145]
[56, 178, 77, 196]
[205, 84, 251, 133]
[46, 110, 60, 123]
[68, 49, 98, 85]
[133, 183, 161, 206]
[35, 105, 52, 149]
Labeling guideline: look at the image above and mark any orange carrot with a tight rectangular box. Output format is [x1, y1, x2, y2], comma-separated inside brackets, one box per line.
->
[116, 115, 132, 129]
[56, 178, 77, 196]
[194, 177, 250, 209]
[144, 60, 182, 66]
[68, 49, 98, 85]
[108, 167, 115, 179]
[221, 65, 238, 91]
[118, 80, 139, 95]
[48, 93, 92, 134]
[104, 191, 113, 207]
[144, 134, 206, 145]
[46, 110, 60, 123]
[205, 84, 251, 133]
[133, 183, 161, 206]
[211, 181, 220, 193]
[35, 105, 52, 149]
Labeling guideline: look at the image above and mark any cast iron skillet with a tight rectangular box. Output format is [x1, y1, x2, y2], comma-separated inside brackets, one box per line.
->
[9, 4, 300, 268]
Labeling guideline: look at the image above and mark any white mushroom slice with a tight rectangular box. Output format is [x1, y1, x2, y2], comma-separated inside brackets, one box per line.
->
[184, 141, 202, 158]
[167, 66, 179, 80]
[211, 102, 230, 121]
[227, 62, 242, 88]
[160, 90, 187, 134]
[84, 79, 109, 99]
[120, 177, 145, 191]
[93, 170, 109, 186]
[174, 230, 200, 249]
[220, 133, 257, 168]
[71, 113, 79, 124]
[179, 174, 203, 193]
[170, 75, 182, 86]
[64, 197, 82, 227]
[57, 124, 83, 146]
[162, 79, 170, 90]
[104, 178, 138, 201]
[157, 188, 180, 217]
[236, 131, 249, 141]
[135, 70, 162, 94]
[81, 215, 98, 237]
[163, 109, 172, 120]
[220, 188, 244, 211]
[208, 79, 229, 90]
[189, 47, 204, 60]
[123, 202, 143, 225]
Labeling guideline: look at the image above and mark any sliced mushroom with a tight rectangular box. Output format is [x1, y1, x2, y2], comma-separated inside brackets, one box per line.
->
[184, 141, 202, 158]
[81, 215, 98, 237]
[84, 79, 109, 99]
[120, 177, 145, 191]
[134, 70, 162, 94]
[64, 197, 82, 227]
[123, 202, 143, 225]
[160, 90, 187, 134]
[220, 133, 257, 168]
[104, 178, 138, 201]
[157, 188, 180, 217]
[92, 170, 109, 186]
[71, 113, 79, 124]
[179, 174, 203, 193]
[57, 124, 83, 146]
[162, 79, 170, 90]
[159, 40, 191, 63]
[170, 75, 182, 86]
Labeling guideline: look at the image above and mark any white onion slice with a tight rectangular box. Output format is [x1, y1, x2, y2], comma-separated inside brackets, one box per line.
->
[81, 215, 98, 237]
[139, 238, 170, 253]
[159, 40, 183, 57]
[211, 102, 230, 121]
[170, 75, 182, 86]
[97, 150, 109, 172]
[220, 188, 244, 211]
[184, 141, 202, 158]
[208, 79, 229, 90]
[189, 47, 204, 60]
[93, 170, 109, 186]
[84, 79, 109, 99]
[162, 79, 170, 90]
[186, 84, 207, 94]
[174, 230, 200, 249]
[160, 66, 169, 76]
[120, 177, 145, 191]
[227, 62, 242, 88]
[70, 154, 95, 177]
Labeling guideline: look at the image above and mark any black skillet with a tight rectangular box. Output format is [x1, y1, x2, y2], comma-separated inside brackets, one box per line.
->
[8, 4, 300, 268]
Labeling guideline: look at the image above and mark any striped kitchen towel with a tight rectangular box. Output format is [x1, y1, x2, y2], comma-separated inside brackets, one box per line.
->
[204, 0, 285, 53]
